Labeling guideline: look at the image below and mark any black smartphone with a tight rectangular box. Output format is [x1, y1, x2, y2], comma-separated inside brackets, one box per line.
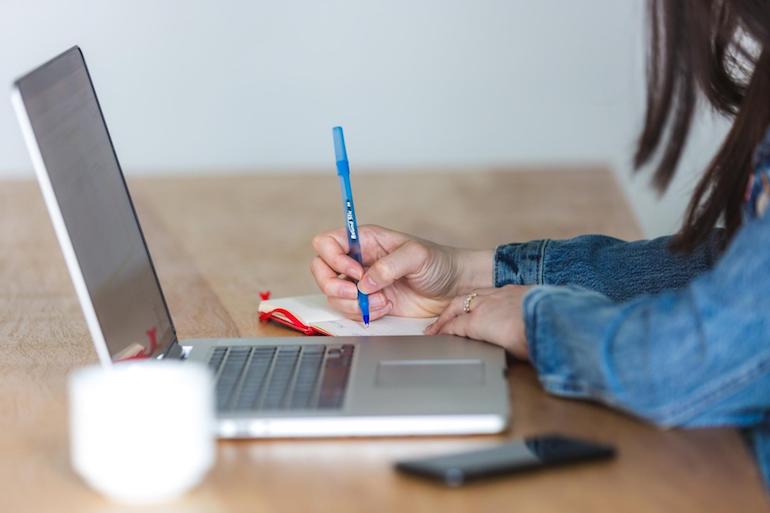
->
[395, 434, 616, 486]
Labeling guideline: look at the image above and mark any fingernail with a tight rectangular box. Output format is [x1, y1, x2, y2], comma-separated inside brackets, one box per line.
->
[348, 267, 362, 280]
[359, 275, 377, 294]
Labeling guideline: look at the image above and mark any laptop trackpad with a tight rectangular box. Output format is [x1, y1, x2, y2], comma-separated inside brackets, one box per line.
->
[375, 359, 484, 387]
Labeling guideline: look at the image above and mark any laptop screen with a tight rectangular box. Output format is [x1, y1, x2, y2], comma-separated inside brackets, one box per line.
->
[13, 47, 176, 362]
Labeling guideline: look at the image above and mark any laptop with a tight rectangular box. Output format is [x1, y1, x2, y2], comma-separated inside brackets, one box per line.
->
[11, 46, 509, 438]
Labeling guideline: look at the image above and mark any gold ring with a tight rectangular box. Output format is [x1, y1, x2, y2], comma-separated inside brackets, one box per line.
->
[463, 292, 478, 314]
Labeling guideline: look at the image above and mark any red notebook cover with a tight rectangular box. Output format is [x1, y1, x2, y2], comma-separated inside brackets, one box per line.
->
[258, 307, 330, 336]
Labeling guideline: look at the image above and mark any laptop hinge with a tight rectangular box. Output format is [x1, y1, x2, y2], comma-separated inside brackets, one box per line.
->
[161, 339, 185, 360]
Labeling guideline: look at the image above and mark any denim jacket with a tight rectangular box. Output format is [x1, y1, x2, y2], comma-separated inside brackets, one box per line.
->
[494, 145, 770, 490]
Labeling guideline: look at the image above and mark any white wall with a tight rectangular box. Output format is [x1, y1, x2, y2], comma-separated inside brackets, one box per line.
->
[0, 0, 732, 237]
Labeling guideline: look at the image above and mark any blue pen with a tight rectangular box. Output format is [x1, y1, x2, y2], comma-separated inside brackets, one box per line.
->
[333, 126, 369, 326]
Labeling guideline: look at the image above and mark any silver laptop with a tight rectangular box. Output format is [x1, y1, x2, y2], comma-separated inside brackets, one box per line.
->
[11, 47, 509, 438]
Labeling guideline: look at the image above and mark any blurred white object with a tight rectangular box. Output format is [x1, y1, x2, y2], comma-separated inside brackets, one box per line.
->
[68, 361, 215, 503]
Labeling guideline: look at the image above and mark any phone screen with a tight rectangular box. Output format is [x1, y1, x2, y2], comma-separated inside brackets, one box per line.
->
[395, 434, 615, 486]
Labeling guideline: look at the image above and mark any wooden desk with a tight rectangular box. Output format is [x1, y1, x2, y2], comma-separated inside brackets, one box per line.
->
[2, 169, 768, 512]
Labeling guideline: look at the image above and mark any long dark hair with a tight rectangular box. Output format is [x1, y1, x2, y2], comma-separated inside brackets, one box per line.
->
[636, 0, 770, 250]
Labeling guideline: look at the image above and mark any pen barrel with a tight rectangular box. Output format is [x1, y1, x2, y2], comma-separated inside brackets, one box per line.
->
[348, 239, 363, 264]
[335, 160, 350, 176]
[357, 290, 369, 310]
[357, 290, 369, 325]
[338, 174, 363, 265]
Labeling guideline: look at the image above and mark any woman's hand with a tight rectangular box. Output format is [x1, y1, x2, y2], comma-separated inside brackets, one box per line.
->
[311, 225, 493, 321]
[425, 285, 531, 360]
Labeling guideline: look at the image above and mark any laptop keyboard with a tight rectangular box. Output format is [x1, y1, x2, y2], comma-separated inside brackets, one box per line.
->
[208, 344, 354, 412]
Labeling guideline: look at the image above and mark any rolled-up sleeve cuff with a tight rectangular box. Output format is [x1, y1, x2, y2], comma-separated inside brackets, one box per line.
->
[522, 285, 613, 399]
[494, 240, 549, 287]
[522, 286, 552, 375]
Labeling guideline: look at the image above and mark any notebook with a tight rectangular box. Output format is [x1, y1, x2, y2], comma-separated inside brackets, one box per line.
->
[258, 294, 435, 336]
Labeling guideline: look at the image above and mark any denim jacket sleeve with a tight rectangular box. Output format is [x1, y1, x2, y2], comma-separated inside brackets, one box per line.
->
[517, 210, 770, 486]
[495, 231, 724, 302]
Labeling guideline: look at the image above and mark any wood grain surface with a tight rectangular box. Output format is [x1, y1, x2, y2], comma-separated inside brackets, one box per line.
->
[1, 168, 768, 513]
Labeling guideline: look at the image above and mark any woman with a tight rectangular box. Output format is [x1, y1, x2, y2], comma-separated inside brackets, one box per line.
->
[310, 1, 770, 489]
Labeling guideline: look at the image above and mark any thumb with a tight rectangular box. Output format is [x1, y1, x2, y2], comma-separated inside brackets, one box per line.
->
[358, 240, 429, 294]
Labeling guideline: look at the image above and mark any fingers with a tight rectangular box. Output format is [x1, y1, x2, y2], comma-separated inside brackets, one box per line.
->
[310, 257, 358, 300]
[424, 288, 495, 335]
[312, 231, 363, 280]
[358, 240, 429, 295]
[437, 311, 472, 339]
[327, 293, 392, 322]
[424, 294, 466, 335]
[309, 260, 393, 323]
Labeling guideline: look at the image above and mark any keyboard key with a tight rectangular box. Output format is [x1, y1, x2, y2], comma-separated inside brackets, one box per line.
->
[208, 347, 227, 373]
[317, 346, 354, 409]
[261, 348, 300, 410]
[215, 347, 252, 410]
[288, 347, 325, 409]
[234, 348, 275, 410]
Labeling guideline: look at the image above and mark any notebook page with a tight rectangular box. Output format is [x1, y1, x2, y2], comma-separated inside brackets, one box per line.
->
[259, 294, 435, 336]
[258, 294, 342, 325]
[314, 316, 435, 336]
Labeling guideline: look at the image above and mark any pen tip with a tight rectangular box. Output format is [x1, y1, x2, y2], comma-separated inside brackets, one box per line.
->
[363, 314, 370, 326]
